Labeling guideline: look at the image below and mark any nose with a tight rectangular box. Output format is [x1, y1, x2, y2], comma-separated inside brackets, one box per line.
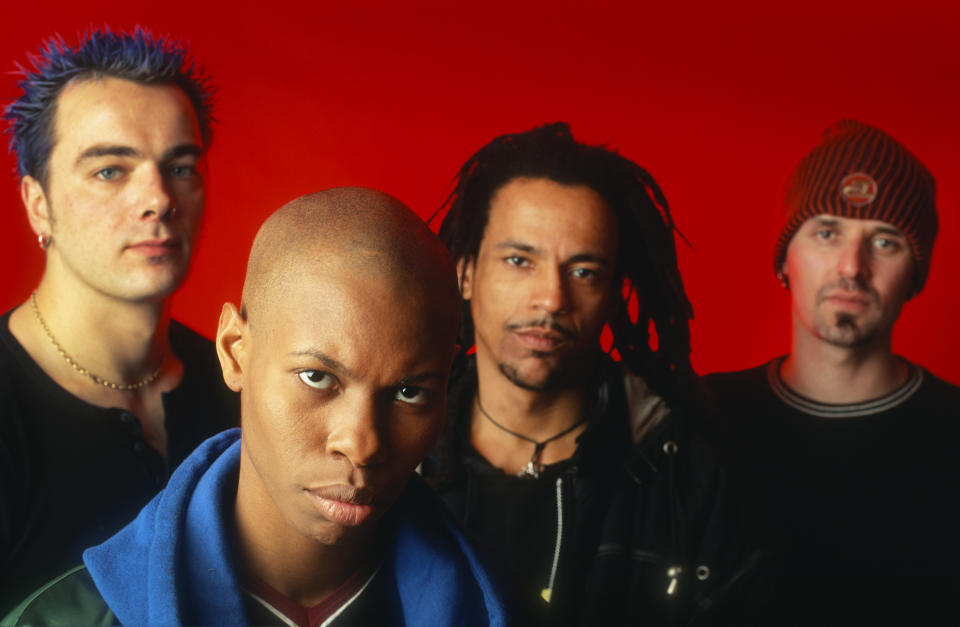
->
[531, 265, 569, 314]
[837, 235, 872, 282]
[138, 165, 175, 221]
[325, 395, 386, 469]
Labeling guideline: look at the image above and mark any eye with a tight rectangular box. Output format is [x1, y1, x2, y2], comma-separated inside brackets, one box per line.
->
[815, 228, 836, 241]
[298, 370, 337, 390]
[571, 266, 599, 280]
[871, 236, 902, 252]
[95, 167, 122, 181]
[169, 164, 198, 179]
[395, 386, 428, 406]
[505, 255, 530, 268]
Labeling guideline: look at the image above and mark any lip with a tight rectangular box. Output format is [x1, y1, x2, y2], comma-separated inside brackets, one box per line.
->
[513, 328, 569, 352]
[305, 486, 378, 527]
[126, 238, 182, 257]
[823, 293, 871, 309]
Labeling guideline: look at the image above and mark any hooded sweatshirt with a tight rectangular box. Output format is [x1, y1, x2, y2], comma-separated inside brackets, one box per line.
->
[3, 429, 508, 627]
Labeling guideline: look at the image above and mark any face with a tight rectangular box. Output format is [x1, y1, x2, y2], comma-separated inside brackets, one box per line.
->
[22, 76, 205, 303]
[218, 263, 456, 547]
[784, 214, 915, 348]
[461, 177, 618, 391]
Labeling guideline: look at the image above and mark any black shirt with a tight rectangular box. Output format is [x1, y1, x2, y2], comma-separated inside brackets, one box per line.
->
[0, 310, 239, 616]
[706, 358, 960, 623]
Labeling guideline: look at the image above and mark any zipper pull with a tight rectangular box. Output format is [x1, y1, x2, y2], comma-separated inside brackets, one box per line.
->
[666, 565, 683, 596]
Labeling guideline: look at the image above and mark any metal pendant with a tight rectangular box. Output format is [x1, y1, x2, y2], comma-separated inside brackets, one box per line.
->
[517, 460, 541, 479]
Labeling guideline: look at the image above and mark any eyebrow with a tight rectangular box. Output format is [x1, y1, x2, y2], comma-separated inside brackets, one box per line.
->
[567, 253, 611, 266]
[872, 225, 905, 237]
[495, 240, 537, 253]
[289, 350, 445, 386]
[290, 350, 354, 378]
[397, 372, 446, 387]
[74, 142, 203, 167]
[75, 144, 140, 165]
[810, 217, 904, 237]
[162, 144, 203, 161]
[494, 240, 611, 265]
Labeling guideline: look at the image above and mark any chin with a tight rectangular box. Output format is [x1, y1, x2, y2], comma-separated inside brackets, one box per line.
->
[498, 361, 570, 392]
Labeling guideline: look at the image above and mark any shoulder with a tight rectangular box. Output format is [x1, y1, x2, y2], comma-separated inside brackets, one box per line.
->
[702, 360, 775, 391]
[167, 318, 239, 419]
[169, 319, 216, 364]
[1, 566, 117, 627]
[0, 309, 35, 380]
[912, 366, 960, 408]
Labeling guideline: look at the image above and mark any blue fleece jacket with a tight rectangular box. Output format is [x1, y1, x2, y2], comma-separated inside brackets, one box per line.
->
[83, 428, 508, 626]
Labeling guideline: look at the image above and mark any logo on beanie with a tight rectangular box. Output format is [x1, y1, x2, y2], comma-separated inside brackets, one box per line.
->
[840, 172, 878, 206]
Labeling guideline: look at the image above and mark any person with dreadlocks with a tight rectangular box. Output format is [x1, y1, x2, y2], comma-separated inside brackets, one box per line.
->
[0, 29, 237, 615]
[422, 122, 745, 625]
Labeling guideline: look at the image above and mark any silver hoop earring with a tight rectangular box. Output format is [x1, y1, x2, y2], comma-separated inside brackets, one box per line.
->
[776, 272, 789, 289]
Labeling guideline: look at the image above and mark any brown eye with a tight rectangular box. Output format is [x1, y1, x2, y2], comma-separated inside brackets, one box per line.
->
[298, 370, 336, 390]
[395, 386, 427, 405]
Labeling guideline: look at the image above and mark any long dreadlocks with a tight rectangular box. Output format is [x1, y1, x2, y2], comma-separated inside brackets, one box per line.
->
[432, 122, 696, 403]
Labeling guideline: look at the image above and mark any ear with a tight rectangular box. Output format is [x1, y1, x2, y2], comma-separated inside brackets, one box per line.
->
[777, 263, 790, 290]
[21, 176, 52, 238]
[457, 257, 475, 301]
[216, 302, 248, 392]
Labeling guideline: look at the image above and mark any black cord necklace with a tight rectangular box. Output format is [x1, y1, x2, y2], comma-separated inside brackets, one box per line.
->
[476, 395, 586, 479]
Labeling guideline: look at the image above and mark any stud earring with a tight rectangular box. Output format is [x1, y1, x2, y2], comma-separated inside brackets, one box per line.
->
[37, 234, 51, 250]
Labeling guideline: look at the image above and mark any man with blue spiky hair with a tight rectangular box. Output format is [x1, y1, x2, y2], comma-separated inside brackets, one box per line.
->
[0, 28, 237, 614]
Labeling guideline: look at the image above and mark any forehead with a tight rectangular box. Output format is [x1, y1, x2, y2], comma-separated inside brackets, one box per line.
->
[484, 177, 617, 254]
[799, 214, 905, 235]
[52, 77, 201, 155]
[257, 261, 456, 370]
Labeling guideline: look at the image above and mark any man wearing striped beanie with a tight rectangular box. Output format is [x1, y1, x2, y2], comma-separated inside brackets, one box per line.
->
[706, 120, 960, 622]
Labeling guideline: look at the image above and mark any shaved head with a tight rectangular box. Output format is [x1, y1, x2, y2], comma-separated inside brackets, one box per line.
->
[218, 187, 461, 555]
[240, 187, 458, 328]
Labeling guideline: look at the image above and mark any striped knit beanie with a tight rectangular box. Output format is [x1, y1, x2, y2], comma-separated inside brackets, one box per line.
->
[774, 119, 938, 291]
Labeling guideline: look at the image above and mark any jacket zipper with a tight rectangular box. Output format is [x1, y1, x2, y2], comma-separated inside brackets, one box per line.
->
[541, 477, 565, 603]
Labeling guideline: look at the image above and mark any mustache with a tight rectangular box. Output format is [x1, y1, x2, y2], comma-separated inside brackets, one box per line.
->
[505, 317, 578, 341]
[816, 277, 879, 304]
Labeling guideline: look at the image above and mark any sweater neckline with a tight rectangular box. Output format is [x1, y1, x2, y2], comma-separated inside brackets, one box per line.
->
[766, 356, 923, 418]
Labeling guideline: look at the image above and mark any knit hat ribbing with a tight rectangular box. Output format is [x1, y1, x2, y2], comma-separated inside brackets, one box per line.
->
[774, 119, 938, 291]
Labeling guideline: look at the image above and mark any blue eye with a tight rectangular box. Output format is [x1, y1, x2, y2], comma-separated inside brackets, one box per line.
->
[169, 164, 197, 179]
[96, 167, 121, 181]
[395, 386, 428, 405]
[298, 370, 337, 390]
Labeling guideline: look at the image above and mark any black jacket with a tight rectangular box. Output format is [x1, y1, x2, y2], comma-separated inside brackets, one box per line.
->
[424, 356, 753, 626]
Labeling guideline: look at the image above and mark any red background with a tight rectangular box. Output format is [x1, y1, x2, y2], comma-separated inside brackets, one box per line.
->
[2, 0, 958, 382]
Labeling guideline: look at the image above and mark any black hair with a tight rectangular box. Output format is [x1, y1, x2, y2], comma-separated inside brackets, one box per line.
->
[433, 122, 696, 401]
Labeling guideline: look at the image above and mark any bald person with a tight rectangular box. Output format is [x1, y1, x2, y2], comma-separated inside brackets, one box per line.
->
[2, 188, 508, 627]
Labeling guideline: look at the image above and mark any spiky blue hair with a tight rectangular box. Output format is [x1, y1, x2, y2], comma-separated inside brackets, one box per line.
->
[4, 27, 215, 185]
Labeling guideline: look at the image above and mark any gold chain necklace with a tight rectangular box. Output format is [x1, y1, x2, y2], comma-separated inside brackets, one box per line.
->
[30, 291, 162, 391]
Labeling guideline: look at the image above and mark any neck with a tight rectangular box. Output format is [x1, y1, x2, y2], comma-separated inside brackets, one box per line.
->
[782, 321, 907, 404]
[473, 350, 587, 439]
[234, 450, 373, 608]
[470, 349, 588, 473]
[30, 274, 169, 383]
